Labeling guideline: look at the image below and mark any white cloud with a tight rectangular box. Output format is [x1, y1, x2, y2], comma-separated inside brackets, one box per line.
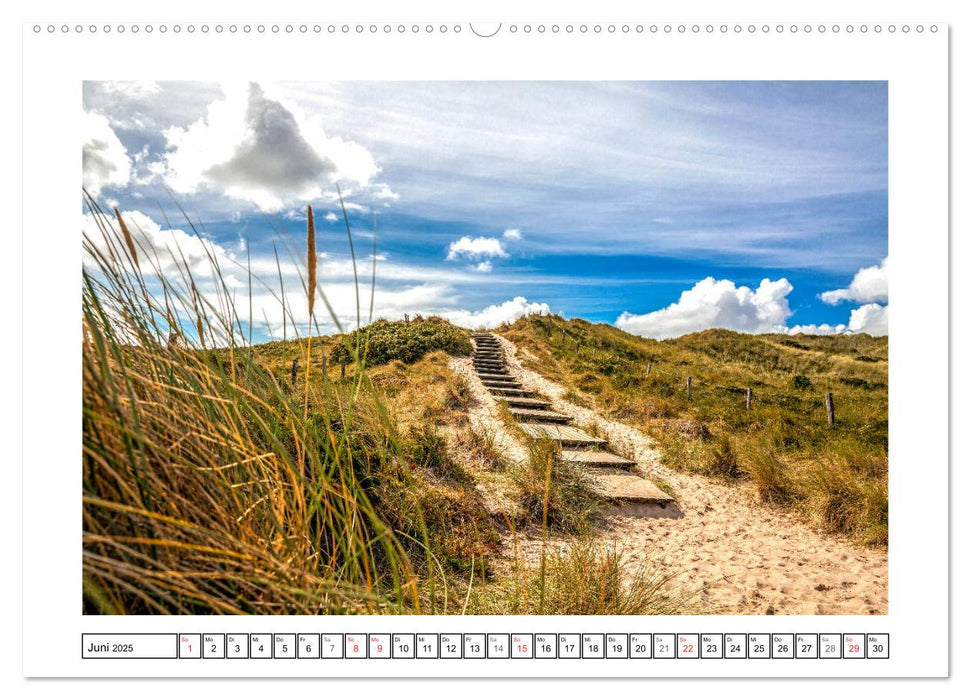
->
[442, 296, 550, 329]
[98, 81, 162, 97]
[445, 235, 508, 261]
[82, 209, 234, 278]
[503, 228, 522, 240]
[821, 258, 888, 305]
[617, 274, 890, 339]
[160, 83, 384, 211]
[787, 323, 848, 335]
[475, 261, 493, 273]
[848, 303, 888, 335]
[616, 277, 793, 340]
[82, 111, 132, 196]
[324, 212, 339, 222]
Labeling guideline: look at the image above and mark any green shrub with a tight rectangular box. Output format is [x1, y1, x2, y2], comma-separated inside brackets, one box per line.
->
[790, 374, 812, 390]
[330, 318, 471, 366]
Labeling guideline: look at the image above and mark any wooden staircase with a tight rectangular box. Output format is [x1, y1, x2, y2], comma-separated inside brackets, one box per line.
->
[470, 333, 673, 506]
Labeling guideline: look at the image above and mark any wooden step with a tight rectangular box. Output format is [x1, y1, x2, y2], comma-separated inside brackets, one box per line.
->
[477, 372, 512, 381]
[490, 387, 535, 397]
[474, 362, 505, 370]
[499, 396, 552, 409]
[482, 380, 523, 389]
[586, 468, 673, 504]
[518, 423, 606, 447]
[508, 407, 572, 424]
[560, 449, 636, 469]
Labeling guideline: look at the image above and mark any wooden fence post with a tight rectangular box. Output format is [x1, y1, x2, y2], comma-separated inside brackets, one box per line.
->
[290, 358, 298, 385]
[646, 362, 652, 375]
[686, 376, 692, 400]
[592, 345, 597, 360]
[340, 355, 347, 379]
[561, 328, 566, 344]
[321, 349, 327, 376]
[746, 387, 753, 411]
[825, 392, 835, 426]
[404, 313, 409, 323]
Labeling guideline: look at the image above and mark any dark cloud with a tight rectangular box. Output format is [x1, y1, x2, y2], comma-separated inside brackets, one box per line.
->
[205, 83, 334, 196]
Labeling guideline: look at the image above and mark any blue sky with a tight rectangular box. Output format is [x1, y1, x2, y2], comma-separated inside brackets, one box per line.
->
[82, 80, 889, 340]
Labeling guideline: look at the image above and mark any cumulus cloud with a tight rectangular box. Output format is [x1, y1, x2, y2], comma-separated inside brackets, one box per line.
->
[445, 236, 509, 261]
[160, 83, 387, 211]
[616, 277, 793, 340]
[82, 209, 234, 278]
[617, 273, 889, 339]
[97, 80, 162, 97]
[442, 296, 550, 329]
[821, 258, 888, 305]
[787, 323, 848, 335]
[848, 302, 888, 335]
[82, 111, 132, 196]
[475, 261, 493, 273]
[503, 228, 522, 240]
[324, 212, 339, 222]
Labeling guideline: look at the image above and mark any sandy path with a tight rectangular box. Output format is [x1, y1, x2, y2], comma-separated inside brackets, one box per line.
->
[489, 335, 888, 616]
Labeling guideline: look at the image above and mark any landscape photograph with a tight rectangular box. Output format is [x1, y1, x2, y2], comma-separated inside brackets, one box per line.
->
[81, 80, 888, 616]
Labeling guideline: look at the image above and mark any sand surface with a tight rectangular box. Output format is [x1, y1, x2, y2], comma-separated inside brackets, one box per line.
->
[451, 337, 888, 616]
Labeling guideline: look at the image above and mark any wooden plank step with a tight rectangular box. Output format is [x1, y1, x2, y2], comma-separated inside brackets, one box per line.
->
[474, 362, 505, 369]
[490, 387, 535, 397]
[477, 372, 512, 380]
[499, 397, 552, 409]
[587, 468, 673, 503]
[482, 380, 523, 389]
[518, 423, 606, 447]
[508, 407, 572, 424]
[560, 449, 636, 469]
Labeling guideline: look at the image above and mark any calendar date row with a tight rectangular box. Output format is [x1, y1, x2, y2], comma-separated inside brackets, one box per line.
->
[82, 633, 888, 660]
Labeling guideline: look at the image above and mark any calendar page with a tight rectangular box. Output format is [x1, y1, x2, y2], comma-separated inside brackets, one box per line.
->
[19, 3, 950, 682]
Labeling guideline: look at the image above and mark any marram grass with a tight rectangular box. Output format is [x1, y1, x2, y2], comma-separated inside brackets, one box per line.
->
[83, 198, 428, 614]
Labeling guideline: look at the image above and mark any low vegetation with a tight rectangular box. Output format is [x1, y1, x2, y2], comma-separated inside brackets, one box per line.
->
[329, 317, 471, 367]
[499, 315, 889, 546]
